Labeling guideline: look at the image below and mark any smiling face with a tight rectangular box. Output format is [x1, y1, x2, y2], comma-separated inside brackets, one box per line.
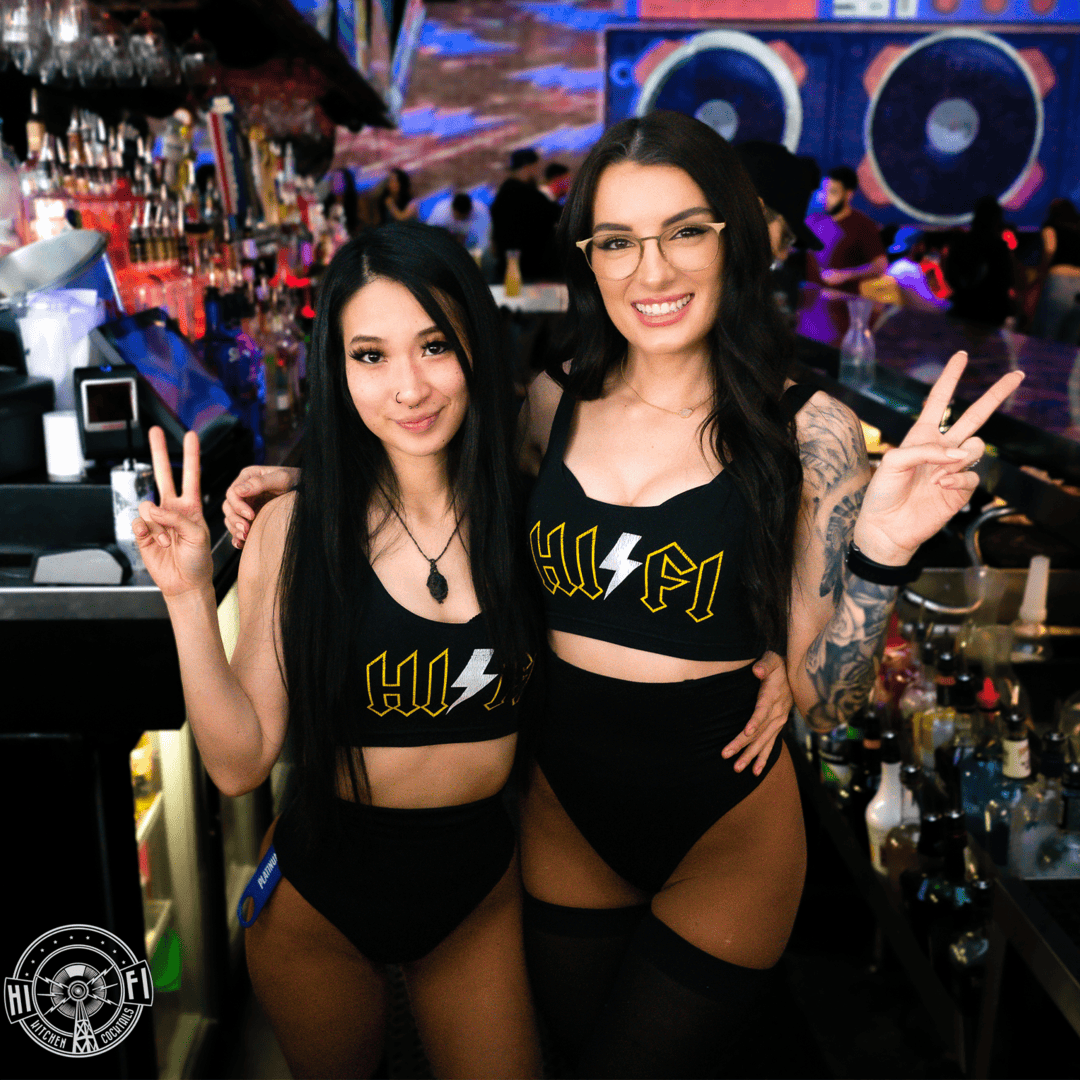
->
[341, 277, 469, 469]
[589, 161, 724, 368]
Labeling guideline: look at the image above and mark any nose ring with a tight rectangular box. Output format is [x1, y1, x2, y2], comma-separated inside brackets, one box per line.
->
[395, 392, 420, 409]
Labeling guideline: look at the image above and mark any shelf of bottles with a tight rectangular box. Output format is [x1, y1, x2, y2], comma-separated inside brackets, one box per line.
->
[796, 556, 1080, 1052]
[13, 90, 318, 463]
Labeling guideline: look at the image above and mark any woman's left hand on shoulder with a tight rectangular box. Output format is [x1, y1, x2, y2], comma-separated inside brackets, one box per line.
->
[854, 351, 1023, 565]
[722, 651, 793, 775]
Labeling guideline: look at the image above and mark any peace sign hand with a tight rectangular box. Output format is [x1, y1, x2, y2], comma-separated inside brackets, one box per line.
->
[131, 426, 213, 598]
[853, 351, 1024, 566]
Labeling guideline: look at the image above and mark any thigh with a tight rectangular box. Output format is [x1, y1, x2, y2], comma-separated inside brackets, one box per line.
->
[402, 853, 542, 1080]
[518, 761, 650, 909]
[245, 821, 390, 1080]
[652, 742, 807, 970]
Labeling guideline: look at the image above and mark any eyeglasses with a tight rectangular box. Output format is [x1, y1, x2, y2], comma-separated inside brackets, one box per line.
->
[575, 221, 726, 281]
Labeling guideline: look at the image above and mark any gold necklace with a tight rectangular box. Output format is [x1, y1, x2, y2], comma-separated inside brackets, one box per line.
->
[621, 370, 711, 419]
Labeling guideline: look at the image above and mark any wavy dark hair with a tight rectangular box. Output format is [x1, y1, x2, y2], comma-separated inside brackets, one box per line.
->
[552, 111, 802, 652]
[278, 221, 540, 834]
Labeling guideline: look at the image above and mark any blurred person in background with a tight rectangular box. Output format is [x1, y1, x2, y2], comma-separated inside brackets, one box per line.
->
[1029, 197, 1080, 343]
[541, 162, 572, 205]
[378, 167, 419, 223]
[491, 148, 562, 283]
[944, 195, 1018, 327]
[886, 226, 951, 313]
[426, 190, 492, 254]
[806, 165, 887, 293]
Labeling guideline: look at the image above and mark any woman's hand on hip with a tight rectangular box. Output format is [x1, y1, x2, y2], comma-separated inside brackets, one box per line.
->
[133, 427, 212, 598]
[223, 465, 300, 548]
[722, 651, 793, 775]
[853, 351, 1024, 566]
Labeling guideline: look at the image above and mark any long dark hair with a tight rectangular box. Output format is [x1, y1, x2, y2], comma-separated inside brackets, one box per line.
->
[552, 111, 802, 651]
[278, 221, 539, 832]
[386, 167, 412, 210]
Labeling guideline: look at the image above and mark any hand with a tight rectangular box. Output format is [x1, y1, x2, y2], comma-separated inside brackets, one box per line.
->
[132, 427, 212, 598]
[820, 268, 848, 287]
[723, 651, 793, 775]
[223, 465, 299, 548]
[854, 351, 1024, 564]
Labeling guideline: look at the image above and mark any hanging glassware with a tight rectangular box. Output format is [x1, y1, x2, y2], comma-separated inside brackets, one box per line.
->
[179, 30, 220, 103]
[1, 0, 52, 77]
[49, 0, 91, 81]
[129, 9, 180, 88]
[81, 5, 127, 86]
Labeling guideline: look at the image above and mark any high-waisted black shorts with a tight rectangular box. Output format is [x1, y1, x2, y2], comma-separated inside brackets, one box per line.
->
[272, 791, 516, 964]
[534, 650, 783, 894]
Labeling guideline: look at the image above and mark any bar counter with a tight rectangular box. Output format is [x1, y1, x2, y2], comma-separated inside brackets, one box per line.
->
[793, 284, 1080, 550]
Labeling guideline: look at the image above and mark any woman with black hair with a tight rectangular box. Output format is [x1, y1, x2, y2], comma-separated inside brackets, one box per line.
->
[222, 115, 1021, 1077]
[379, 166, 419, 223]
[513, 111, 1022, 1077]
[133, 222, 542, 1079]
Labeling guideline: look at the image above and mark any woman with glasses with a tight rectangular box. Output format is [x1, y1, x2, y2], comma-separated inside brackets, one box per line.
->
[515, 111, 1021, 1077]
[222, 113, 1021, 1076]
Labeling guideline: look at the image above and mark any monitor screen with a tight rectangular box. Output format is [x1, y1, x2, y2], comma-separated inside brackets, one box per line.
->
[95, 310, 234, 438]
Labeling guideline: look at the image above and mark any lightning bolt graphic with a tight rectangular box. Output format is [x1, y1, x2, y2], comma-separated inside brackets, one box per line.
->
[599, 532, 643, 598]
[447, 649, 498, 712]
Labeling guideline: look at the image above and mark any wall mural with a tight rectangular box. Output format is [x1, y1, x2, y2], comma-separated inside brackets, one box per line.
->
[331, 1, 1080, 227]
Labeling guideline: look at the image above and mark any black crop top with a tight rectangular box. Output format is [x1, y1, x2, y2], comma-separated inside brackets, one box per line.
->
[526, 383, 814, 661]
[344, 563, 526, 747]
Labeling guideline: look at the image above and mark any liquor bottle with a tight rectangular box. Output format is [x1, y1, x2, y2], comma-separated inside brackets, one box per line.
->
[900, 810, 944, 952]
[983, 709, 1033, 868]
[838, 708, 872, 851]
[1009, 731, 1066, 878]
[26, 89, 46, 164]
[913, 650, 957, 770]
[947, 876, 993, 1017]
[899, 637, 937, 760]
[861, 704, 883, 796]
[885, 764, 924, 892]
[866, 730, 903, 875]
[937, 671, 978, 810]
[1034, 762, 1080, 878]
[925, 810, 973, 974]
[817, 722, 851, 793]
[879, 614, 917, 725]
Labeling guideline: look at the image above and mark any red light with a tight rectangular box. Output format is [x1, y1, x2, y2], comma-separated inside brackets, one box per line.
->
[300, 305, 316, 318]
[1003, 229, 1018, 251]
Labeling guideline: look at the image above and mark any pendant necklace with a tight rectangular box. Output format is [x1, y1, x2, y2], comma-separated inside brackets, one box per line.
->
[390, 508, 459, 603]
[621, 370, 710, 419]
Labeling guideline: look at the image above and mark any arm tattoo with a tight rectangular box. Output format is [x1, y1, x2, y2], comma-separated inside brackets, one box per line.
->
[805, 569, 897, 733]
[797, 398, 896, 732]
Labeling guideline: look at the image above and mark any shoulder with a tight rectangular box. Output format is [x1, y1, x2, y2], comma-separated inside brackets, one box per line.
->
[793, 391, 869, 498]
[239, 490, 297, 587]
[519, 369, 567, 474]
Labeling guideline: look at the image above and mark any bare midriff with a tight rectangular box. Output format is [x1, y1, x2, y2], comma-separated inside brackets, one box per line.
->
[550, 629, 756, 683]
[335, 732, 516, 807]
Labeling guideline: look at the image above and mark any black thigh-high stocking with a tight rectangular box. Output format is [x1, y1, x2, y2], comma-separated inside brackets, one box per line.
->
[575, 912, 776, 1079]
[522, 893, 649, 1067]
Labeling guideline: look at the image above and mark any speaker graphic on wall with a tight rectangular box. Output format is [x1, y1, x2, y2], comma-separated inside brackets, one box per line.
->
[862, 31, 1044, 226]
[634, 31, 803, 152]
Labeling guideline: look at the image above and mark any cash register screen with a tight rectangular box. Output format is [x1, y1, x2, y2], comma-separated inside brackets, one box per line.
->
[97, 310, 233, 436]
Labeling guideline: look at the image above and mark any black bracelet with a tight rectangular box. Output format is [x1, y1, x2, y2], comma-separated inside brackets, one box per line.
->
[845, 541, 922, 586]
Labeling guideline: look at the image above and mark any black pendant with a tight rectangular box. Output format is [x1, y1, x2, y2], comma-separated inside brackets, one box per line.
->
[426, 560, 448, 603]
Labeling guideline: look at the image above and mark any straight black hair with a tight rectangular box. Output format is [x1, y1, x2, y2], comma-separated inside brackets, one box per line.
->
[278, 221, 540, 835]
[552, 111, 802, 652]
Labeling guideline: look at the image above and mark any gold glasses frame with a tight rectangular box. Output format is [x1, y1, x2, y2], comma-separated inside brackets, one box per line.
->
[575, 221, 727, 280]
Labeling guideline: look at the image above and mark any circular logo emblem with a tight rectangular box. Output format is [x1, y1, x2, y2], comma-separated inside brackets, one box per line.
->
[5, 924, 153, 1058]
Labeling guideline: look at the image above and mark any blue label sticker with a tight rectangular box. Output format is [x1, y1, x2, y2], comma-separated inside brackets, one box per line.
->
[237, 844, 282, 927]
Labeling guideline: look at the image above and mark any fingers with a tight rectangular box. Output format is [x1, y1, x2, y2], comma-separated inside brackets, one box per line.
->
[927, 436, 985, 483]
[912, 351, 968, 434]
[180, 430, 201, 505]
[880, 444, 969, 473]
[943, 370, 1025, 445]
[148, 426, 176, 502]
[136, 501, 204, 546]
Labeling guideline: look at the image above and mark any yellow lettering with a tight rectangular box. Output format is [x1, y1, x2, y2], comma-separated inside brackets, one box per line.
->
[687, 551, 724, 623]
[641, 543, 697, 613]
[366, 651, 418, 716]
[530, 521, 575, 595]
[422, 649, 450, 716]
[574, 526, 604, 599]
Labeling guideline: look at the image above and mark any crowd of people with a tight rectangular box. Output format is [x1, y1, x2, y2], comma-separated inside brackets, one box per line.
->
[132, 110, 1027, 1079]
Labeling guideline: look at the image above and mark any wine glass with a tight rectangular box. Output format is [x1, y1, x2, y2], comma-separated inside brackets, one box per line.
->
[1, 0, 51, 76]
[129, 9, 179, 88]
[49, 0, 91, 81]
